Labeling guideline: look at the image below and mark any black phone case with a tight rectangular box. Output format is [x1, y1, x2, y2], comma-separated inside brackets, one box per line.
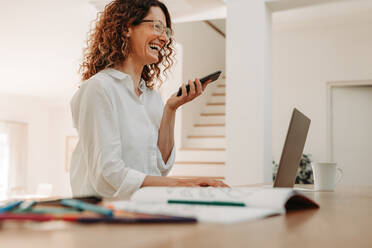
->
[176, 70, 222, 96]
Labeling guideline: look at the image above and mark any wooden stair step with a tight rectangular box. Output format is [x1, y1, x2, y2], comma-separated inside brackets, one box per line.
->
[187, 135, 225, 139]
[207, 102, 225, 106]
[194, 123, 225, 127]
[198, 115, 226, 125]
[212, 93, 225, 96]
[218, 84, 226, 88]
[200, 113, 225, 116]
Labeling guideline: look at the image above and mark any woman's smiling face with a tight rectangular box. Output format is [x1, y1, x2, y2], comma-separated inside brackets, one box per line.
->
[128, 6, 170, 65]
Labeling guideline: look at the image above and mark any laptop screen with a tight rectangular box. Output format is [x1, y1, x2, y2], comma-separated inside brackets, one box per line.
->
[274, 108, 311, 188]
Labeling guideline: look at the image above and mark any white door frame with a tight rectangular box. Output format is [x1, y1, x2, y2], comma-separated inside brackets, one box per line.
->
[326, 79, 372, 161]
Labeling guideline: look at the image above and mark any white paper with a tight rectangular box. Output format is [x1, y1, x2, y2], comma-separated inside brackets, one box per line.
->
[131, 186, 296, 210]
[110, 201, 283, 224]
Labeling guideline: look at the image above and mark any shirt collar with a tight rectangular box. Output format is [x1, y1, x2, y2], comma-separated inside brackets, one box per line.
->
[104, 68, 129, 81]
[138, 80, 148, 92]
[104, 68, 149, 93]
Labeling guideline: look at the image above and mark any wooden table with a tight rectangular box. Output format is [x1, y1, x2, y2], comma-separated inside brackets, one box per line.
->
[1, 186, 372, 248]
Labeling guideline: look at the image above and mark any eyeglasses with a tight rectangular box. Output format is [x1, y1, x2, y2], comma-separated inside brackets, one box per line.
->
[140, 20, 173, 39]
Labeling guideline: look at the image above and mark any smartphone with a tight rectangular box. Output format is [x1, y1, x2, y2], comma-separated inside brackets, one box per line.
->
[176, 70, 222, 97]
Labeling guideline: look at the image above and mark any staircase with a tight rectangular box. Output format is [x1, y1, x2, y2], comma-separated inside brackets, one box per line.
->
[169, 81, 226, 179]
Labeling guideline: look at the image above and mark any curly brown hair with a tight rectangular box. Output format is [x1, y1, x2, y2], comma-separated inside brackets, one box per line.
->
[79, 0, 174, 89]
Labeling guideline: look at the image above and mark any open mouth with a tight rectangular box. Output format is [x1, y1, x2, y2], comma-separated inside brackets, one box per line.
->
[149, 43, 161, 52]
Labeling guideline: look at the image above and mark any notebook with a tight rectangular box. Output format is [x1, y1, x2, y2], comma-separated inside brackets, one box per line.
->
[109, 187, 318, 223]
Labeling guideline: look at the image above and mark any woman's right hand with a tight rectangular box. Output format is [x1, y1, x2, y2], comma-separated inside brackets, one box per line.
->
[142, 176, 229, 188]
[165, 78, 211, 111]
[172, 178, 229, 187]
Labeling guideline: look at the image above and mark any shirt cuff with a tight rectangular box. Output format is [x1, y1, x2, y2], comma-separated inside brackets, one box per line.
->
[156, 145, 175, 175]
[113, 169, 147, 199]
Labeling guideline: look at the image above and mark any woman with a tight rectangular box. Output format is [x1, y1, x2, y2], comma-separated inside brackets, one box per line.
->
[70, 0, 228, 198]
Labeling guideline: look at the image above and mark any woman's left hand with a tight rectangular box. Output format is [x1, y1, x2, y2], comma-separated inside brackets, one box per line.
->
[166, 78, 211, 111]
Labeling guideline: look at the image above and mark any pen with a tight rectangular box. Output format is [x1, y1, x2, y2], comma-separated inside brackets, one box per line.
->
[61, 215, 197, 224]
[167, 200, 246, 207]
[61, 199, 113, 217]
[0, 201, 23, 214]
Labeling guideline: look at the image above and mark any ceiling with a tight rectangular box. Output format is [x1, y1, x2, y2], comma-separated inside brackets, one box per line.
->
[273, 0, 372, 29]
[89, 0, 372, 24]
[164, 0, 225, 22]
[88, 0, 226, 22]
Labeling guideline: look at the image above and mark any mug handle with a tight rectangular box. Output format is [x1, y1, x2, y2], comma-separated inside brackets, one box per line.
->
[336, 168, 343, 184]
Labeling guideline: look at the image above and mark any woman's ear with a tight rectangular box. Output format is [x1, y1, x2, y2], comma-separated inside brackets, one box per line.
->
[126, 26, 132, 37]
[123, 25, 132, 38]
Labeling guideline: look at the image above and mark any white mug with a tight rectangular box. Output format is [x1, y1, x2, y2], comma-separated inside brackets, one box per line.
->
[311, 162, 343, 191]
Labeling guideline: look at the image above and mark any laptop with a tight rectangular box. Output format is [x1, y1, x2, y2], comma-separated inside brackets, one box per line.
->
[273, 108, 311, 188]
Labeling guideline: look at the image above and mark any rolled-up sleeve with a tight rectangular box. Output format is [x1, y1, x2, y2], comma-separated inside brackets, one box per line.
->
[78, 80, 146, 198]
[156, 145, 175, 176]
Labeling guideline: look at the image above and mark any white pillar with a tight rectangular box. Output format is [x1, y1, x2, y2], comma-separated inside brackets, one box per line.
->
[225, 0, 272, 185]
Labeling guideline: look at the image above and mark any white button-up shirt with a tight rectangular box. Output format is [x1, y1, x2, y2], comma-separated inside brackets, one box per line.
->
[69, 68, 175, 199]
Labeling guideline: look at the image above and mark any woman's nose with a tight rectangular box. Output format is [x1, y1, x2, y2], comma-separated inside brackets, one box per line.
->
[159, 32, 169, 45]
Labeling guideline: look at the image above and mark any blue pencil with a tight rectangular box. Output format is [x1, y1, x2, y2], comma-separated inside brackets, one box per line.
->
[61, 199, 113, 217]
[0, 201, 23, 214]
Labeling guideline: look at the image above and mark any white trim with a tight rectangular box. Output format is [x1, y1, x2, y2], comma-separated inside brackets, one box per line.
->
[326, 80, 372, 161]
[0, 120, 27, 126]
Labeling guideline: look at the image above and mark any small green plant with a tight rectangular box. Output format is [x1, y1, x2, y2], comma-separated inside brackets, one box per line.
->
[272, 154, 314, 184]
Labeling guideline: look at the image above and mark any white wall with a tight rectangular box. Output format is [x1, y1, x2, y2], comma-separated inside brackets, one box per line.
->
[272, 20, 372, 165]
[0, 0, 97, 197]
[47, 103, 77, 196]
[0, 94, 76, 196]
[0, 0, 96, 99]
[173, 20, 226, 145]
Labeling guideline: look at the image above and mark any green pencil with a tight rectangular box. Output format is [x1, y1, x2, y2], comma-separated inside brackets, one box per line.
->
[167, 200, 246, 207]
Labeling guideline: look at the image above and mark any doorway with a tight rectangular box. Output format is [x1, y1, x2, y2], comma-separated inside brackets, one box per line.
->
[328, 81, 372, 186]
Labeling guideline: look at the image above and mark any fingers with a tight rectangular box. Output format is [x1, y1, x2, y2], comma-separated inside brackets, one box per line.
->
[196, 178, 229, 188]
[195, 78, 203, 95]
[202, 79, 212, 91]
[188, 79, 196, 96]
[208, 180, 229, 188]
[185, 79, 201, 101]
[181, 83, 187, 97]
[174, 78, 205, 107]
[217, 181, 230, 188]
[175, 83, 187, 102]
[177, 178, 230, 188]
